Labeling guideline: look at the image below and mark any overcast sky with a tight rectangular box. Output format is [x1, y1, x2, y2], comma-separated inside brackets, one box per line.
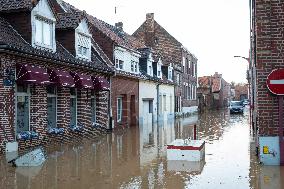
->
[65, 0, 250, 83]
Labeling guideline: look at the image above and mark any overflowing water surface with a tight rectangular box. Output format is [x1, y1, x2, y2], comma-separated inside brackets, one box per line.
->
[1, 107, 284, 189]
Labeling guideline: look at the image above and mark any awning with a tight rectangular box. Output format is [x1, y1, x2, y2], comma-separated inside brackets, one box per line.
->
[16, 64, 50, 85]
[70, 72, 94, 89]
[48, 69, 75, 88]
[92, 76, 110, 91]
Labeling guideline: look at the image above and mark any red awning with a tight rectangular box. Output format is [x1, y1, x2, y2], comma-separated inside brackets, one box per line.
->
[16, 64, 50, 85]
[48, 69, 75, 88]
[92, 76, 110, 91]
[71, 72, 94, 89]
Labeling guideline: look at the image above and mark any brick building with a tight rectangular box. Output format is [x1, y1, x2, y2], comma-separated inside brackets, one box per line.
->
[197, 72, 230, 110]
[87, 15, 146, 128]
[233, 83, 248, 101]
[0, 0, 114, 152]
[250, 0, 284, 165]
[133, 13, 198, 117]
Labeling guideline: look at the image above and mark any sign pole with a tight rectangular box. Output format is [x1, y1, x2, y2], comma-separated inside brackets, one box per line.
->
[279, 96, 284, 165]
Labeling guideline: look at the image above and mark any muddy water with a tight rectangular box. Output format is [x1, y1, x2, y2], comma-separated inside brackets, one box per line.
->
[1, 108, 284, 189]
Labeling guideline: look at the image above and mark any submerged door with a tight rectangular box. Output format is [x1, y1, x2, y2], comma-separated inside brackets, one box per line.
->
[142, 100, 153, 125]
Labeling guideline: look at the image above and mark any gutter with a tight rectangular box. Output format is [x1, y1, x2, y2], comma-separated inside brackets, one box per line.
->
[0, 45, 115, 75]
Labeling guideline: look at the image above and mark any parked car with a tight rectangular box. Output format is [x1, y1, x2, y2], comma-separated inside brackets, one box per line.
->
[242, 99, 249, 105]
[229, 101, 244, 114]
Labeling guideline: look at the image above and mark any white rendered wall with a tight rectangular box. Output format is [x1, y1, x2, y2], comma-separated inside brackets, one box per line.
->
[139, 81, 157, 125]
[158, 84, 175, 121]
[114, 46, 140, 74]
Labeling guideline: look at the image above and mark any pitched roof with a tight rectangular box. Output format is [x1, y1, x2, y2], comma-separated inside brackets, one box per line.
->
[0, 17, 113, 73]
[87, 15, 145, 51]
[56, 11, 85, 29]
[198, 76, 211, 88]
[133, 19, 182, 65]
[0, 0, 34, 12]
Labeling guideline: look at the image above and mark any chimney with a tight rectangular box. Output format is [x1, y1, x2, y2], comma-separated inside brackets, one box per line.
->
[115, 22, 123, 31]
[146, 13, 154, 32]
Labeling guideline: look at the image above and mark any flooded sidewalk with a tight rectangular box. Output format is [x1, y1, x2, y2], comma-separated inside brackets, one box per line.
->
[0, 108, 283, 189]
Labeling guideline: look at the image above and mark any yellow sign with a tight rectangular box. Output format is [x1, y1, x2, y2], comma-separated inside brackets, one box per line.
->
[263, 146, 269, 154]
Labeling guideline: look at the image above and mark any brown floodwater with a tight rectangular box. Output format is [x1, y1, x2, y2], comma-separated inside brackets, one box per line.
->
[1, 107, 284, 189]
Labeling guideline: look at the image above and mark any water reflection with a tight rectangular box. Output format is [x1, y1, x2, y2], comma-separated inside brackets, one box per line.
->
[1, 108, 283, 189]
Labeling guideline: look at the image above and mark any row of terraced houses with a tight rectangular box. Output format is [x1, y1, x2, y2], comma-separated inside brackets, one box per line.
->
[0, 0, 198, 152]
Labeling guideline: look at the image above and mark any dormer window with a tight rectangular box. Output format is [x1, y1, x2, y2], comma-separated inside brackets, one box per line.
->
[157, 59, 162, 79]
[75, 19, 92, 61]
[35, 17, 53, 48]
[31, 0, 56, 52]
[77, 33, 91, 59]
[168, 65, 173, 81]
[131, 60, 138, 73]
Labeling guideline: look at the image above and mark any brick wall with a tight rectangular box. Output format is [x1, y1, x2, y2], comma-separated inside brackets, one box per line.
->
[0, 53, 110, 152]
[234, 84, 248, 101]
[111, 76, 139, 128]
[255, 0, 284, 136]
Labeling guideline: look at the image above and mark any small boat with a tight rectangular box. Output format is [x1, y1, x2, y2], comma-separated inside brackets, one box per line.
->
[9, 147, 46, 167]
[167, 139, 205, 161]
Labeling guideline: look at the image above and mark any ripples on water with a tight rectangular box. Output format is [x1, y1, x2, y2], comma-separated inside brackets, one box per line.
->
[0, 108, 283, 189]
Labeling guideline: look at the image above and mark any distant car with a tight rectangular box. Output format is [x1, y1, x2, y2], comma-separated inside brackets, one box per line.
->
[242, 99, 249, 105]
[229, 101, 244, 114]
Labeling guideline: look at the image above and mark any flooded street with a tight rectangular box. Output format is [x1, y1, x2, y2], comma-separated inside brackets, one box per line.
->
[1, 107, 284, 189]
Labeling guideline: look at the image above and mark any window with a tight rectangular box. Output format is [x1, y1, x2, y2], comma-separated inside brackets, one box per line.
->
[115, 59, 124, 70]
[148, 65, 152, 75]
[159, 95, 162, 115]
[35, 17, 53, 48]
[163, 95, 166, 111]
[131, 61, 134, 72]
[47, 86, 57, 128]
[117, 97, 122, 122]
[168, 69, 173, 80]
[70, 88, 77, 126]
[16, 84, 30, 134]
[77, 33, 91, 60]
[170, 96, 172, 112]
[176, 74, 180, 85]
[134, 62, 138, 72]
[91, 93, 96, 124]
[188, 85, 191, 100]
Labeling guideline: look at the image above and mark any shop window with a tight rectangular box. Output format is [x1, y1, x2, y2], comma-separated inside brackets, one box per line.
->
[47, 86, 57, 128]
[70, 88, 77, 126]
[16, 84, 30, 134]
[117, 97, 122, 122]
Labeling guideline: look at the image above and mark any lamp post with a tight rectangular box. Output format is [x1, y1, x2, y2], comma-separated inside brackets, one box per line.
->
[233, 55, 255, 137]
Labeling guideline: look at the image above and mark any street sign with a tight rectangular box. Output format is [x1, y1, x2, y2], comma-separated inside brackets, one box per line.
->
[267, 68, 284, 95]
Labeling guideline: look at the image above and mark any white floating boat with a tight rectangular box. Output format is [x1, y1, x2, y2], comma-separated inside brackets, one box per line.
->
[10, 148, 46, 167]
[167, 139, 205, 161]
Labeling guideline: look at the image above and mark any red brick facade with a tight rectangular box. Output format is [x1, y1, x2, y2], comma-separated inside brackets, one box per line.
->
[0, 52, 110, 153]
[254, 0, 284, 136]
[233, 84, 248, 101]
[111, 76, 139, 128]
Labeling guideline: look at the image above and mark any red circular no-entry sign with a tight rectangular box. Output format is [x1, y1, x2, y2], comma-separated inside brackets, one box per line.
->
[267, 68, 284, 95]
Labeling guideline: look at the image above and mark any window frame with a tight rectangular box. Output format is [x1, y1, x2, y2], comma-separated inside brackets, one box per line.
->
[16, 84, 31, 134]
[70, 88, 77, 126]
[47, 86, 57, 128]
[34, 16, 54, 50]
[76, 31, 91, 61]
[91, 92, 96, 124]
[117, 97, 123, 122]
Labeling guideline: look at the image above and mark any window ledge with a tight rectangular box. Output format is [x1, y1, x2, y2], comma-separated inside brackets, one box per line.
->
[17, 131, 39, 140]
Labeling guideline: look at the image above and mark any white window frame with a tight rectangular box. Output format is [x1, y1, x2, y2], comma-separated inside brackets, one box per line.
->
[70, 88, 77, 126]
[33, 16, 55, 50]
[148, 65, 153, 76]
[76, 31, 91, 61]
[16, 84, 31, 134]
[117, 97, 123, 122]
[131, 61, 134, 72]
[115, 59, 124, 70]
[168, 69, 173, 81]
[47, 86, 57, 128]
[134, 62, 138, 73]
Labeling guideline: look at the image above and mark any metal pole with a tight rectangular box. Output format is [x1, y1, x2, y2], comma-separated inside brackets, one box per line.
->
[279, 96, 284, 165]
